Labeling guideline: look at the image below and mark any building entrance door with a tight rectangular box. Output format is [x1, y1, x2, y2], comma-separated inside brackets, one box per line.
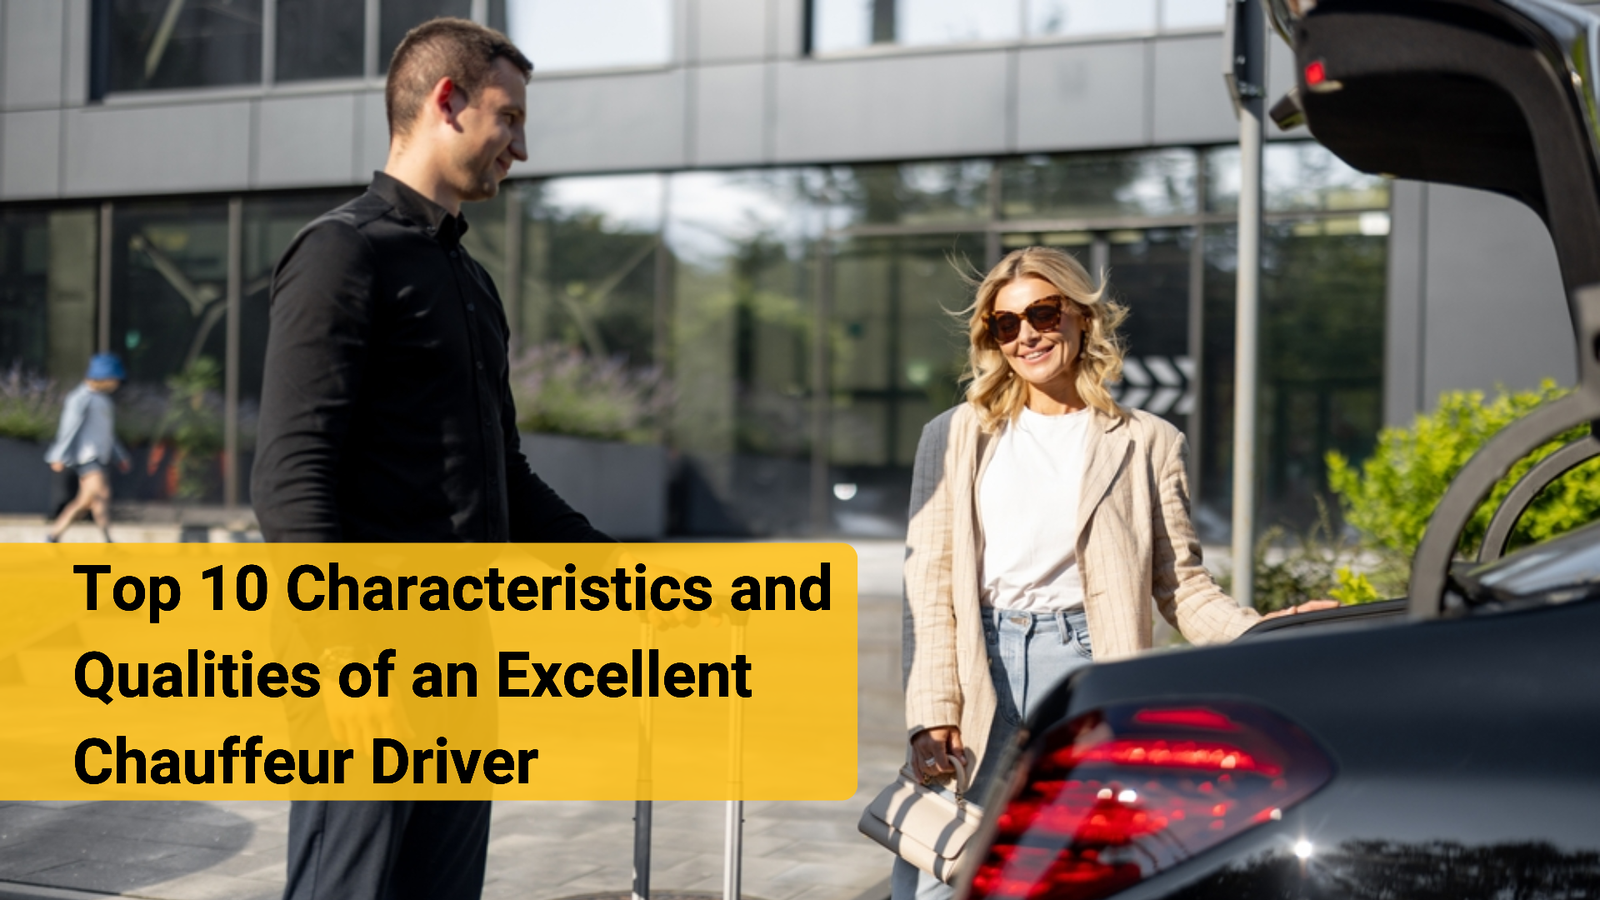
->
[998, 228, 1200, 433]
[817, 232, 982, 534]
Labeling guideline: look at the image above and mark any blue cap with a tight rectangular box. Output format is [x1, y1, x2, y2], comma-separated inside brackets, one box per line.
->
[86, 353, 126, 381]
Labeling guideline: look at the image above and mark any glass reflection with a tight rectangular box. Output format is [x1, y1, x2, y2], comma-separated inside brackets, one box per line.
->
[380, 0, 472, 73]
[899, 0, 1021, 46]
[110, 202, 232, 502]
[1198, 221, 1385, 534]
[1161, 0, 1227, 29]
[0, 210, 97, 381]
[811, 0, 1020, 53]
[1108, 229, 1193, 430]
[1207, 143, 1391, 214]
[0, 212, 50, 375]
[504, 0, 672, 71]
[275, 0, 365, 82]
[1002, 150, 1198, 221]
[828, 233, 979, 534]
[1028, 0, 1157, 38]
[668, 171, 820, 535]
[100, 0, 263, 93]
[518, 174, 664, 364]
[817, 161, 993, 227]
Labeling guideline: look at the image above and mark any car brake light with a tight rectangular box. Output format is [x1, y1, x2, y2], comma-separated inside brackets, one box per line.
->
[1305, 60, 1328, 86]
[963, 701, 1333, 900]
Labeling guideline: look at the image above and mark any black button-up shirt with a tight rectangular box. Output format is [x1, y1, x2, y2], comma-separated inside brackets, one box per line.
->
[252, 172, 609, 544]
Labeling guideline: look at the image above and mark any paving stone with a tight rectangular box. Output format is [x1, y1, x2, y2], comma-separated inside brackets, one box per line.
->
[22, 856, 224, 895]
[769, 861, 889, 889]
[118, 871, 282, 900]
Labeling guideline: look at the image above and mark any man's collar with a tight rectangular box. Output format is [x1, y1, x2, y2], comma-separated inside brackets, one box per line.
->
[370, 171, 470, 246]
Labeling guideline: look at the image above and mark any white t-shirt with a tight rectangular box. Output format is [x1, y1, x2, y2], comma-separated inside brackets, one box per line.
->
[977, 406, 1091, 612]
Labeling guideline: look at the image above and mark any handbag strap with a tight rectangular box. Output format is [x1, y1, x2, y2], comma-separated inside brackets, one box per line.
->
[949, 753, 970, 805]
[901, 748, 975, 804]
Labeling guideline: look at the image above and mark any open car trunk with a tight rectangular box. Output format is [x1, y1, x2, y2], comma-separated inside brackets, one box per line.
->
[1269, 0, 1600, 619]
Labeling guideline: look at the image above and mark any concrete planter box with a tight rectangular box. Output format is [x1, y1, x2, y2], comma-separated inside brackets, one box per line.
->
[0, 437, 53, 514]
[519, 433, 669, 539]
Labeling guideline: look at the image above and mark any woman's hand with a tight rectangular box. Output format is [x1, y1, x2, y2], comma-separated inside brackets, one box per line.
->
[1262, 599, 1340, 620]
[910, 726, 966, 784]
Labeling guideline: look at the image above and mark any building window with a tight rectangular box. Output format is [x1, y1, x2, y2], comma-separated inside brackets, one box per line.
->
[809, 0, 1224, 54]
[104, 200, 232, 502]
[1026, 0, 1225, 37]
[1027, 0, 1155, 38]
[92, 0, 673, 95]
[94, 0, 264, 94]
[0, 210, 98, 382]
[499, 0, 673, 72]
[1160, 0, 1227, 29]
[275, 0, 366, 82]
[379, 0, 472, 73]
[812, 0, 1020, 53]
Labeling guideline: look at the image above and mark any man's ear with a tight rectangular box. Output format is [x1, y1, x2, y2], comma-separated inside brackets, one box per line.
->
[430, 76, 469, 129]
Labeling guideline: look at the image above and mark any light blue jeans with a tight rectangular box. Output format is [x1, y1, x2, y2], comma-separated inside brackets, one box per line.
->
[890, 606, 1093, 900]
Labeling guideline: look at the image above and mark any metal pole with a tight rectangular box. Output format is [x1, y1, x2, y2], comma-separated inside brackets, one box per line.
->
[98, 202, 113, 353]
[810, 243, 833, 535]
[723, 801, 743, 900]
[224, 198, 242, 509]
[632, 800, 652, 900]
[633, 621, 654, 900]
[1186, 159, 1208, 506]
[1229, 0, 1266, 609]
[722, 622, 747, 900]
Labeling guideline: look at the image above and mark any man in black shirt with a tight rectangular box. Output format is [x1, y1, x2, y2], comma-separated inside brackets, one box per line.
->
[252, 18, 609, 900]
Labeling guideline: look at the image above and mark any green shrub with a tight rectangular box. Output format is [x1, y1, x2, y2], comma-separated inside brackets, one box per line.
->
[0, 365, 64, 442]
[509, 344, 671, 444]
[1326, 380, 1600, 598]
[1218, 498, 1367, 613]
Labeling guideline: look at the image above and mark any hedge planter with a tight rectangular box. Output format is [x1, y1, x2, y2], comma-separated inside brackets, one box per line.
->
[0, 437, 55, 514]
[519, 433, 669, 539]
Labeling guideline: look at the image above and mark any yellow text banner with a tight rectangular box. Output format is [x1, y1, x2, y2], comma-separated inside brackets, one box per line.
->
[0, 543, 857, 801]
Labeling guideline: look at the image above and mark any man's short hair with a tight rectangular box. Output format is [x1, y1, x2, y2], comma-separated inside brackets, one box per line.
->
[386, 18, 533, 138]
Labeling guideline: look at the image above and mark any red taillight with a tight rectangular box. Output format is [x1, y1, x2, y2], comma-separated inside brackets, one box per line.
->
[963, 702, 1332, 900]
[1305, 60, 1328, 87]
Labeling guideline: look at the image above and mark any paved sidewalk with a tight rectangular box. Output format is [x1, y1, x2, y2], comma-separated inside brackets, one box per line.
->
[0, 542, 909, 900]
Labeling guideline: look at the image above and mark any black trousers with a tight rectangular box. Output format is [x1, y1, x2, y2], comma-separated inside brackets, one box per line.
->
[283, 800, 491, 900]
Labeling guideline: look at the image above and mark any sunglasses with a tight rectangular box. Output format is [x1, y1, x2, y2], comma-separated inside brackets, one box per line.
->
[986, 295, 1076, 344]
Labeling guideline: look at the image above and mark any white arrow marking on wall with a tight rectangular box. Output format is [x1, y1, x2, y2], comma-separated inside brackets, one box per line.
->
[1173, 357, 1196, 415]
[1120, 358, 1151, 411]
[1144, 356, 1184, 415]
[1115, 356, 1196, 417]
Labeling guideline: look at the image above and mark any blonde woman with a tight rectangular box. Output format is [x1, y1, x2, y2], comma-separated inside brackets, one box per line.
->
[892, 247, 1329, 899]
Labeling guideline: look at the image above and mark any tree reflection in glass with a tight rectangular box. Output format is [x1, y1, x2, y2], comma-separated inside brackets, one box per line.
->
[1001, 150, 1199, 221]
[110, 202, 230, 502]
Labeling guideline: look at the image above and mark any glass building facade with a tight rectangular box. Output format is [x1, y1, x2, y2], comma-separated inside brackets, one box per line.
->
[0, 143, 1388, 536]
[2, 0, 1395, 535]
[88, 0, 679, 98]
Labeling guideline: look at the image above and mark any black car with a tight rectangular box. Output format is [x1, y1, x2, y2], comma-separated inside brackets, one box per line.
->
[956, 1, 1600, 897]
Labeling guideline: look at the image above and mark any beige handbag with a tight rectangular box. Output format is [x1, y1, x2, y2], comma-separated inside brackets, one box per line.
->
[858, 751, 982, 884]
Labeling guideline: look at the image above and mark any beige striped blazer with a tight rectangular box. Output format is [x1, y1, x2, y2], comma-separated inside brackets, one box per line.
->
[902, 402, 1263, 776]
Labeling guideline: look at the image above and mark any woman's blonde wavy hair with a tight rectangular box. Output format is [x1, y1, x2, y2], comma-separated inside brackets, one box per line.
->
[960, 246, 1129, 433]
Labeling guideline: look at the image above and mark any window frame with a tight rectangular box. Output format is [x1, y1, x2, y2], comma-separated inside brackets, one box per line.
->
[802, 0, 1228, 60]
